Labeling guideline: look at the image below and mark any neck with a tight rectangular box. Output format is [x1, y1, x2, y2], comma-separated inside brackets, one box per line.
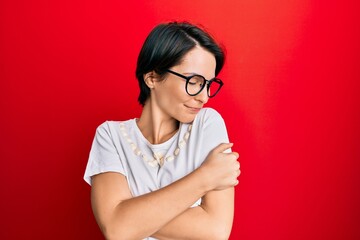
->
[137, 100, 179, 144]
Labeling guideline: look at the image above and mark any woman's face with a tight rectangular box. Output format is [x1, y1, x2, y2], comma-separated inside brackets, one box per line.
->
[151, 46, 216, 123]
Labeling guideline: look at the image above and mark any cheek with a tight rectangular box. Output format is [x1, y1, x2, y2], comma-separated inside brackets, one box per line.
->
[162, 81, 188, 104]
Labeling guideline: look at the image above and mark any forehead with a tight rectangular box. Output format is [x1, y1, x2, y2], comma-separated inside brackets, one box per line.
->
[175, 46, 216, 78]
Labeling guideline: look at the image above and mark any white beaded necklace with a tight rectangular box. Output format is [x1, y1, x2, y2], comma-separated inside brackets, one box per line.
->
[119, 122, 192, 167]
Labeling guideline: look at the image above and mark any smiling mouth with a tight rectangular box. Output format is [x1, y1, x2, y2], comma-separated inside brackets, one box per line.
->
[185, 105, 202, 112]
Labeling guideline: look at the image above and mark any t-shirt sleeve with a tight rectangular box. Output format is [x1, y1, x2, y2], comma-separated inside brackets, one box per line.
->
[83, 121, 126, 185]
[198, 108, 231, 158]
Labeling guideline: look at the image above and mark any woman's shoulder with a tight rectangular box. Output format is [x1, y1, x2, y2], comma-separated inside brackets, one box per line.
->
[95, 120, 118, 131]
[94, 119, 134, 135]
[199, 107, 222, 115]
[195, 107, 224, 124]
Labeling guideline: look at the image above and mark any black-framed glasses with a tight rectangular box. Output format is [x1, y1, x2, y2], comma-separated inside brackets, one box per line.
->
[166, 69, 224, 98]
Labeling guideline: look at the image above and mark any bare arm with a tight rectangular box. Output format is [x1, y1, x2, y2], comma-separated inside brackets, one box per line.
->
[151, 188, 235, 240]
[91, 143, 240, 240]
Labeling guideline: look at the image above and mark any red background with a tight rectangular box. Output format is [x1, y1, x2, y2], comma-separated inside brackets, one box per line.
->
[1, 1, 360, 239]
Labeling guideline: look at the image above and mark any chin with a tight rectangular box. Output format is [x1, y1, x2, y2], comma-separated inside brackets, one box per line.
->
[176, 113, 197, 124]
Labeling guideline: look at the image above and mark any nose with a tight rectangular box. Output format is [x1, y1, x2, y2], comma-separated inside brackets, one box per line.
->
[194, 86, 209, 104]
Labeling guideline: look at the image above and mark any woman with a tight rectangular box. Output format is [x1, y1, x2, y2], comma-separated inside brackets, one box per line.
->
[84, 22, 241, 239]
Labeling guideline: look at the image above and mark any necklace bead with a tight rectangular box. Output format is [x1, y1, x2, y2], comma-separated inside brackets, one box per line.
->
[174, 148, 180, 156]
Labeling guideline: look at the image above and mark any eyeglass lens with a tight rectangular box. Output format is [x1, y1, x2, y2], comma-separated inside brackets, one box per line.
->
[186, 76, 221, 97]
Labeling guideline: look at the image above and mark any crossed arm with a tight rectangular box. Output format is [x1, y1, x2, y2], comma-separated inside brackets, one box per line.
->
[91, 143, 240, 240]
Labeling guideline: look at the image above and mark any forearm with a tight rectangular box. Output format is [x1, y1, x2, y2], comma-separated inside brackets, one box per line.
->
[151, 206, 227, 240]
[152, 188, 234, 240]
[102, 168, 210, 239]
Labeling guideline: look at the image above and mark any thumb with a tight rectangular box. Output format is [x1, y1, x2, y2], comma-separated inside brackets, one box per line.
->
[213, 143, 233, 153]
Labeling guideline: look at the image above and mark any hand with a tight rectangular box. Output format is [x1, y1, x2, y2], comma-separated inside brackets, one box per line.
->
[199, 143, 241, 191]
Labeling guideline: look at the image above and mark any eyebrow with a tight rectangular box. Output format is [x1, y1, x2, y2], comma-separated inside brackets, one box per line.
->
[183, 72, 216, 80]
[183, 72, 203, 76]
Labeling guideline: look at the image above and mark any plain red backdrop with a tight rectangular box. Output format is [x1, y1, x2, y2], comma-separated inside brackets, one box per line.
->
[1, 0, 359, 239]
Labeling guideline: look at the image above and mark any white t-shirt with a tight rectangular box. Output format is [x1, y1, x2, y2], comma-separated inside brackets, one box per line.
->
[83, 107, 230, 238]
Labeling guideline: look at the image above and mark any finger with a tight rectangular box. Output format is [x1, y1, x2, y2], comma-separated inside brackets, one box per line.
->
[232, 161, 240, 170]
[214, 143, 233, 153]
[224, 152, 239, 161]
[230, 151, 239, 159]
[234, 180, 239, 186]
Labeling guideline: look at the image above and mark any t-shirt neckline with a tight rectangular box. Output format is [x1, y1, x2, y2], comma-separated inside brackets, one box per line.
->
[131, 118, 181, 150]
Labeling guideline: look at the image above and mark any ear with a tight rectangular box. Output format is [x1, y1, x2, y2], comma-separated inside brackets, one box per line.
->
[143, 71, 157, 89]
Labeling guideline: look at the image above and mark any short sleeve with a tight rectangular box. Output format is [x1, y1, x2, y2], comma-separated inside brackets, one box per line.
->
[83, 121, 126, 185]
[196, 108, 231, 157]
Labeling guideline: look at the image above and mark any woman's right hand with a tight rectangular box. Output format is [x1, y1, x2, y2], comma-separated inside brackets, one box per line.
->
[199, 143, 240, 191]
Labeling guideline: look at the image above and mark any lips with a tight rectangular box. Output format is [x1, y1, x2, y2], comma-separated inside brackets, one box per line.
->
[185, 105, 202, 113]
